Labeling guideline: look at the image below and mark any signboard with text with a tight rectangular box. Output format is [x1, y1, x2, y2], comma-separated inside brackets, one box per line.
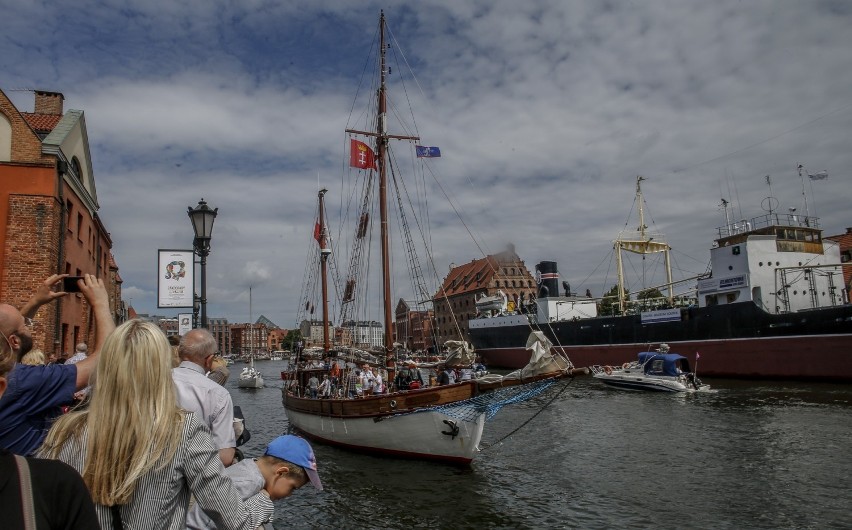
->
[178, 313, 193, 335]
[158, 249, 194, 308]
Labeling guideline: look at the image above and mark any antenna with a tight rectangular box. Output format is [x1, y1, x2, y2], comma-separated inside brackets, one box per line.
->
[796, 164, 811, 219]
[764, 175, 775, 215]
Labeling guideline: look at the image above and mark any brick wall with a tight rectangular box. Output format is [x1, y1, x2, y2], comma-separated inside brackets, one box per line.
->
[3, 194, 63, 355]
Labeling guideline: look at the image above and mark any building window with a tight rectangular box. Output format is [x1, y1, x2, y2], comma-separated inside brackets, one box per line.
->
[77, 214, 83, 242]
[72, 157, 83, 184]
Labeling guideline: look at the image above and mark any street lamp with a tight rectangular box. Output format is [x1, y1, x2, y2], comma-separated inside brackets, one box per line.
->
[188, 198, 218, 328]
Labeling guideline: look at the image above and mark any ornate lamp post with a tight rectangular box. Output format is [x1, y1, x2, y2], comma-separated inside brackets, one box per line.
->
[188, 199, 218, 328]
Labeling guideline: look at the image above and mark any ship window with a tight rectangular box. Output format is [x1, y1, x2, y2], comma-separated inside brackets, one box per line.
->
[732, 246, 740, 255]
[728, 266, 733, 271]
[759, 262, 763, 266]
[793, 291, 798, 295]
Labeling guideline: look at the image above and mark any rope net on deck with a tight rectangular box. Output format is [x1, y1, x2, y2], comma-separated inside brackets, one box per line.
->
[397, 378, 560, 423]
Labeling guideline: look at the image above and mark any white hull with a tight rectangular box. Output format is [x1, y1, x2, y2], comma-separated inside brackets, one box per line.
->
[593, 372, 708, 392]
[285, 407, 485, 464]
[238, 373, 264, 388]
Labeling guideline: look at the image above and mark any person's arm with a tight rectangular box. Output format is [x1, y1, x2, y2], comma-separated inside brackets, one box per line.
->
[183, 414, 273, 530]
[19, 274, 68, 318]
[72, 275, 115, 390]
[219, 447, 235, 467]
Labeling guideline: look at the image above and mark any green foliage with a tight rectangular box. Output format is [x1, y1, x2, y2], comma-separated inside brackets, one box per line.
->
[598, 284, 629, 316]
[637, 287, 664, 300]
[281, 329, 302, 351]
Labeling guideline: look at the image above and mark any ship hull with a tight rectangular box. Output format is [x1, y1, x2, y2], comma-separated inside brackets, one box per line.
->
[469, 302, 852, 381]
[282, 383, 485, 465]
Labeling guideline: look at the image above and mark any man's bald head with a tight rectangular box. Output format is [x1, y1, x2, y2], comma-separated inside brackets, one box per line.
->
[178, 329, 217, 365]
[0, 303, 32, 361]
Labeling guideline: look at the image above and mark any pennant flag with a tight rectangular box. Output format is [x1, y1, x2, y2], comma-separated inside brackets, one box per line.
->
[349, 139, 377, 169]
[313, 222, 322, 244]
[808, 170, 828, 181]
[415, 145, 441, 158]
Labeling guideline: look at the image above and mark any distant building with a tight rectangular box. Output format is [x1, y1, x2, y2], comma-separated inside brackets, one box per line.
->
[267, 327, 288, 351]
[433, 245, 535, 345]
[0, 89, 122, 357]
[208, 318, 231, 356]
[299, 319, 335, 348]
[394, 298, 435, 353]
[341, 320, 383, 349]
[231, 322, 269, 356]
[825, 227, 852, 302]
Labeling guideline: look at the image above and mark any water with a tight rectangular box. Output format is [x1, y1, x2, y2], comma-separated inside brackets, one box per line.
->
[228, 360, 852, 529]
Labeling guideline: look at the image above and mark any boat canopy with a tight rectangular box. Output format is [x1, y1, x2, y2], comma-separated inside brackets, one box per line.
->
[637, 352, 690, 376]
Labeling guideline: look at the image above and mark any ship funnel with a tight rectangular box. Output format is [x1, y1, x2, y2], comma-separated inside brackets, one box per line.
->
[535, 261, 559, 298]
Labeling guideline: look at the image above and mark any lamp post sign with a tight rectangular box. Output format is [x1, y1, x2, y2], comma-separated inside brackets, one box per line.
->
[157, 249, 195, 308]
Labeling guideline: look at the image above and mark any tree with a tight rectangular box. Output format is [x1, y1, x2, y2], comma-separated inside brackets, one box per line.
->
[637, 287, 664, 300]
[281, 329, 303, 351]
[598, 284, 629, 316]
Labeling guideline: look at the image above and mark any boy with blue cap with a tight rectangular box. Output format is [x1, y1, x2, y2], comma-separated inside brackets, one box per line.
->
[186, 434, 322, 529]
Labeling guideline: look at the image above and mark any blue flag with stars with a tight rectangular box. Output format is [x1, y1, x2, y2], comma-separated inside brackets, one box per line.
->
[415, 146, 441, 158]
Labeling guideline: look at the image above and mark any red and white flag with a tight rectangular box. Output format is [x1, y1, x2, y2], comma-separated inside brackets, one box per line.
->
[349, 139, 377, 170]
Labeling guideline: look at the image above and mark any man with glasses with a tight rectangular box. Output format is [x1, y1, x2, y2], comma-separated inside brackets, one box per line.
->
[0, 274, 114, 455]
[174, 328, 237, 466]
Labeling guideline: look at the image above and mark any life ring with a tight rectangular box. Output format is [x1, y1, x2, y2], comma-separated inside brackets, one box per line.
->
[622, 362, 630, 369]
[604, 365, 613, 375]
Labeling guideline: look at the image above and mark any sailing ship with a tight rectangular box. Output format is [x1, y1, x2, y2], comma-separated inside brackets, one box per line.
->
[469, 176, 852, 381]
[281, 13, 583, 465]
[238, 355, 264, 388]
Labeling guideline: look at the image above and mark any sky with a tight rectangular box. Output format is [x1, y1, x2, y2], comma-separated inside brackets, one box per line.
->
[3, 0, 851, 329]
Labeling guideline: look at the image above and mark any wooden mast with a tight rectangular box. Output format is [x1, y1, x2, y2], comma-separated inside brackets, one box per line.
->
[377, 12, 394, 379]
[345, 11, 420, 384]
[318, 188, 331, 354]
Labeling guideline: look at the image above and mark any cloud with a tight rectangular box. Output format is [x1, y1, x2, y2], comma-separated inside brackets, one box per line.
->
[3, 0, 851, 333]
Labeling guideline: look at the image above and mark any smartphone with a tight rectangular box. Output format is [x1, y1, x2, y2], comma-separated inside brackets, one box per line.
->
[63, 276, 85, 293]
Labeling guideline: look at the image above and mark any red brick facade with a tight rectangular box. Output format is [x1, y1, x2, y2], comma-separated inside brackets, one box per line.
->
[0, 89, 121, 358]
[433, 246, 535, 345]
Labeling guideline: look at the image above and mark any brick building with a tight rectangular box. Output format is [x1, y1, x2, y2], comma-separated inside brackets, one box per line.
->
[432, 245, 535, 345]
[394, 298, 435, 353]
[0, 89, 121, 358]
[826, 227, 852, 302]
[231, 322, 269, 357]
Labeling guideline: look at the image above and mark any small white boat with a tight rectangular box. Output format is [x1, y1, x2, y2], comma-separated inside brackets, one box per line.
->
[238, 357, 264, 388]
[591, 345, 709, 392]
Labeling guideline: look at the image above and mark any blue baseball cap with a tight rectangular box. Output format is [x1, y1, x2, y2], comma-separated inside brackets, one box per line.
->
[264, 435, 322, 491]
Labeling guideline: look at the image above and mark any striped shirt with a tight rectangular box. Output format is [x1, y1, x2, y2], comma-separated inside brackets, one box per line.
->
[50, 412, 272, 529]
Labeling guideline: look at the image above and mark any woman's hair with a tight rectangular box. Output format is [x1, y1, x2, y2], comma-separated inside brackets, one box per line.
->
[41, 319, 183, 505]
[20, 348, 45, 366]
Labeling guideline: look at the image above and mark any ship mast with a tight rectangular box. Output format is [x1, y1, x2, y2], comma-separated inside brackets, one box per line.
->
[614, 176, 674, 313]
[318, 188, 331, 354]
[345, 11, 419, 382]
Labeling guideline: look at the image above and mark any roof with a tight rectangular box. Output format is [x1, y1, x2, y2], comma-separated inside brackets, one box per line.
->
[21, 112, 62, 134]
[435, 256, 500, 298]
[638, 351, 689, 377]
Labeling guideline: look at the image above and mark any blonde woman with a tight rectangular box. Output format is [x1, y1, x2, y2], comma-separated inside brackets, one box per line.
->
[40, 320, 272, 529]
[20, 348, 45, 365]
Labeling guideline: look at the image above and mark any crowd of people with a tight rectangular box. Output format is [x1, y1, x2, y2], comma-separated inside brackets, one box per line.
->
[0, 274, 322, 529]
[287, 352, 488, 399]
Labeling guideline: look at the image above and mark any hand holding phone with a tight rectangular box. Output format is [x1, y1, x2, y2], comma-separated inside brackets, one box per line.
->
[63, 276, 85, 293]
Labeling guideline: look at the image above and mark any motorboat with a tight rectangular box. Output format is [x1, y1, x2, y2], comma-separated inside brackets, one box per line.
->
[591, 344, 709, 392]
